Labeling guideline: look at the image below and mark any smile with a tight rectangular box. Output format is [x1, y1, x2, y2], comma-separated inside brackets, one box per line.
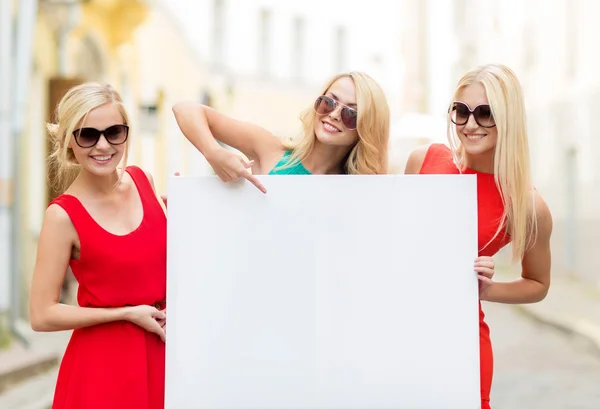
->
[90, 154, 114, 164]
[465, 134, 486, 140]
[322, 121, 341, 132]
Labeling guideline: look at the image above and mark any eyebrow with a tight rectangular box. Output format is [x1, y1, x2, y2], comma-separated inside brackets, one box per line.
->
[329, 93, 357, 108]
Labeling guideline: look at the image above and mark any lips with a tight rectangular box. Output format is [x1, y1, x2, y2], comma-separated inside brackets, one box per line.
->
[322, 121, 341, 132]
[90, 154, 114, 164]
[464, 134, 486, 140]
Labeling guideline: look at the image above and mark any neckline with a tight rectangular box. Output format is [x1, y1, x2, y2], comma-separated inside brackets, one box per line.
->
[271, 151, 312, 175]
[63, 167, 146, 237]
[295, 161, 311, 174]
[462, 167, 495, 177]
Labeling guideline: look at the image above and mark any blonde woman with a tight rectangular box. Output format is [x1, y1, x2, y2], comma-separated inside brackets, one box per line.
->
[172, 71, 390, 189]
[30, 83, 167, 409]
[405, 64, 553, 409]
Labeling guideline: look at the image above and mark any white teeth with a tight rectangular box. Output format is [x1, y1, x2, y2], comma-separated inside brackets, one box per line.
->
[466, 134, 485, 140]
[323, 122, 340, 132]
[93, 155, 111, 161]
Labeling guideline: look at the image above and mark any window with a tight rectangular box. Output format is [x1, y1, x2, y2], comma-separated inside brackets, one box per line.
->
[453, 0, 467, 33]
[211, 0, 225, 69]
[522, 23, 536, 70]
[333, 26, 347, 72]
[258, 8, 272, 77]
[291, 16, 305, 81]
[565, 0, 578, 79]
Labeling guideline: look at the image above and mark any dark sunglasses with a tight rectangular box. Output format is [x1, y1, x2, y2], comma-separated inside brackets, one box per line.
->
[314, 95, 358, 130]
[72, 124, 129, 148]
[449, 101, 496, 128]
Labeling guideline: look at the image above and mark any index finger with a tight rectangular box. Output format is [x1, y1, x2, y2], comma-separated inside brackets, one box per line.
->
[155, 325, 166, 342]
[245, 173, 267, 194]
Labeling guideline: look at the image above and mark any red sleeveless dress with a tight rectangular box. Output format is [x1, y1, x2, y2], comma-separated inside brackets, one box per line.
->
[49, 166, 167, 409]
[419, 144, 509, 409]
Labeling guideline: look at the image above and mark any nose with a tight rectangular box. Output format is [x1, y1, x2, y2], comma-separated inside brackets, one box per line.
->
[464, 113, 480, 130]
[328, 104, 343, 121]
[95, 134, 111, 150]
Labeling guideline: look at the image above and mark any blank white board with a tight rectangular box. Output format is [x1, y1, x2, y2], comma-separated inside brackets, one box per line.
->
[165, 175, 480, 409]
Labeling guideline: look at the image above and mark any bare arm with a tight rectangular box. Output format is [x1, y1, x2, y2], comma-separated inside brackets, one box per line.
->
[404, 144, 431, 174]
[172, 101, 283, 170]
[30, 205, 165, 339]
[481, 193, 553, 304]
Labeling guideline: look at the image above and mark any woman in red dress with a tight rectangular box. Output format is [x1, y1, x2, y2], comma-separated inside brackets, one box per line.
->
[405, 63, 553, 409]
[30, 83, 167, 409]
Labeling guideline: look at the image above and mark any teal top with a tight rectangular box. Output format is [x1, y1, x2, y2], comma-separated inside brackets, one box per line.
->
[268, 151, 311, 175]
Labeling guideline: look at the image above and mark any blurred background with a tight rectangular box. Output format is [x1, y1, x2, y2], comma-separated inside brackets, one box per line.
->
[0, 0, 599, 408]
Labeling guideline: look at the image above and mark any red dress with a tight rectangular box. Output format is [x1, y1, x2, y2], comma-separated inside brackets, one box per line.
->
[419, 144, 510, 409]
[49, 166, 167, 409]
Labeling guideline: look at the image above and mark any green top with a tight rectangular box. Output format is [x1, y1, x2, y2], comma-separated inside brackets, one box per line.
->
[268, 151, 311, 175]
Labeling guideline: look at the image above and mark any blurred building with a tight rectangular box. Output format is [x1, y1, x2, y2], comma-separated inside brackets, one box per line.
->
[3, 0, 425, 342]
[9, 0, 215, 331]
[167, 0, 418, 159]
[7, 0, 595, 345]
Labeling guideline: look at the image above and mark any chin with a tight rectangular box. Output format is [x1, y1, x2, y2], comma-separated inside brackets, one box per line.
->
[314, 128, 334, 144]
[460, 138, 494, 156]
[315, 128, 354, 147]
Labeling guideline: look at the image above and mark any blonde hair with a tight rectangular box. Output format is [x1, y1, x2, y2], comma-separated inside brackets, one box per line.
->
[47, 82, 130, 193]
[447, 64, 537, 262]
[281, 72, 390, 174]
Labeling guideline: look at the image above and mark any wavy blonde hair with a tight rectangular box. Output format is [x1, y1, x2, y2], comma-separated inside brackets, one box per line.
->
[447, 64, 537, 262]
[281, 72, 390, 174]
[47, 82, 130, 193]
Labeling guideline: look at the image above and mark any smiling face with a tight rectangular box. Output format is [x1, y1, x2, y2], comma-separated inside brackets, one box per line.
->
[454, 83, 498, 158]
[68, 102, 128, 177]
[313, 76, 360, 148]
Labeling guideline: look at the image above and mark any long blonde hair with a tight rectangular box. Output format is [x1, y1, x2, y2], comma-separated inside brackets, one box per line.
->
[47, 82, 130, 193]
[281, 72, 390, 174]
[447, 64, 537, 262]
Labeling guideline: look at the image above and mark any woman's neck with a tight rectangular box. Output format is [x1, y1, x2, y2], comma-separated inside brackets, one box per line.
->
[464, 150, 495, 174]
[73, 168, 122, 197]
[302, 141, 352, 175]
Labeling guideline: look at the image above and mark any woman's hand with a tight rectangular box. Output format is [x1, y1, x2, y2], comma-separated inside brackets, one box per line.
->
[207, 147, 267, 193]
[124, 305, 166, 342]
[475, 256, 495, 300]
[157, 308, 166, 332]
[160, 172, 181, 209]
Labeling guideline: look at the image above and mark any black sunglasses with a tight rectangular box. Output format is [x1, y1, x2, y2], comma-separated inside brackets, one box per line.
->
[449, 101, 496, 128]
[314, 95, 358, 130]
[72, 124, 129, 148]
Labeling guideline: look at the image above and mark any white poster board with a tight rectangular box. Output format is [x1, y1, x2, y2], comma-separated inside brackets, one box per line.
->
[166, 175, 480, 409]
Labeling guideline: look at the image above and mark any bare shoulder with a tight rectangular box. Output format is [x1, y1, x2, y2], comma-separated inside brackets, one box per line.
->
[255, 147, 288, 175]
[143, 169, 157, 193]
[44, 203, 77, 240]
[404, 143, 434, 174]
[533, 190, 553, 238]
[46, 203, 74, 224]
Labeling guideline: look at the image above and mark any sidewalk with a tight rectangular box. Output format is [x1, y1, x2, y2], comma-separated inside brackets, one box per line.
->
[497, 271, 600, 354]
[0, 325, 70, 409]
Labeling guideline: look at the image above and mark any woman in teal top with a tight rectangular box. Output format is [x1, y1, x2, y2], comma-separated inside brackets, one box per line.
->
[268, 151, 311, 175]
[173, 72, 391, 191]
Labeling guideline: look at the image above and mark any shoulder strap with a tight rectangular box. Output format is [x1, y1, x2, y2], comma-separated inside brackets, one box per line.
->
[48, 194, 98, 236]
[421, 143, 455, 173]
[125, 166, 162, 210]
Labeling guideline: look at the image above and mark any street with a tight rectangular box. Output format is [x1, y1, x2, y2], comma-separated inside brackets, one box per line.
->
[2, 303, 600, 409]
[486, 302, 600, 409]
